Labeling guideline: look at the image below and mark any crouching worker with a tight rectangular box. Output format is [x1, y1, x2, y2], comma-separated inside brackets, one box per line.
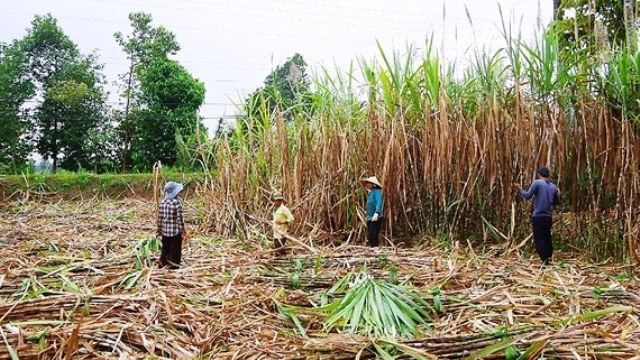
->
[272, 192, 294, 256]
[157, 181, 188, 269]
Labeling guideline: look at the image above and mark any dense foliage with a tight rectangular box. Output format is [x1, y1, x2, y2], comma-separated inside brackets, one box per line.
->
[0, 12, 205, 173]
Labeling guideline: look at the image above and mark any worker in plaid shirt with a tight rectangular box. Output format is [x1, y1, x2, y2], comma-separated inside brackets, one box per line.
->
[157, 181, 188, 269]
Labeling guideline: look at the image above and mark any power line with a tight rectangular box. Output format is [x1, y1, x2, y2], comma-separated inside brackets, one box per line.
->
[163, 0, 431, 19]
[0, 4, 539, 45]
[154, 0, 538, 28]
[84, 0, 481, 34]
[1, 8, 540, 61]
[1, 99, 241, 106]
[96, 48, 307, 62]
[1, 3, 548, 116]
[0, 10, 378, 45]
[110, 0, 545, 35]
[98, 55, 275, 67]
[100, 60, 274, 71]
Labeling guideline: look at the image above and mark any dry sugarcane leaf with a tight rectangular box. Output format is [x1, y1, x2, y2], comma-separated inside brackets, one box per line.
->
[64, 314, 83, 360]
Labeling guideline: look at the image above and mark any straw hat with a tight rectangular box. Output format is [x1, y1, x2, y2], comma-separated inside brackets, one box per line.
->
[164, 181, 184, 199]
[360, 176, 382, 188]
[272, 192, 286, 202]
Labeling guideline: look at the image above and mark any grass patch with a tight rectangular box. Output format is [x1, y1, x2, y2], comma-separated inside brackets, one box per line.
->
[0, 171, 208, 200]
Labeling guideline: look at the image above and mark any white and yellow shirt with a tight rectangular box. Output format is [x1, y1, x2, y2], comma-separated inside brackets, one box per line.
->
[272, 204, 294, 239]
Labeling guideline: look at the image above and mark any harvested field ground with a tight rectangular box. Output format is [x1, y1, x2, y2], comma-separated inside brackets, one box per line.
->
[1, 199, 639, 359]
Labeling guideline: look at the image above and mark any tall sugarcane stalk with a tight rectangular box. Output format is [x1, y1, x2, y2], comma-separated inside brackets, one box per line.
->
[152, 161, 162, 223]
[199, 27, 640, 262]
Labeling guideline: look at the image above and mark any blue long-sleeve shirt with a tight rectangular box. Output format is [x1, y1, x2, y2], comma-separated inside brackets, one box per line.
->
[519, 179, 560, 217]
[366, 188, 383, 220]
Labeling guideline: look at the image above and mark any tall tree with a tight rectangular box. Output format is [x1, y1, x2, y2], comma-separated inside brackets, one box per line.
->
[242, 53, 312, 130]
[131, 58, 205, 169]
[114, 12, 180, 171]
[552, 0, 637, 52]
[18, 15, 109, 172]
[0, 41, 35, 173]
[38, 55, 109, 171]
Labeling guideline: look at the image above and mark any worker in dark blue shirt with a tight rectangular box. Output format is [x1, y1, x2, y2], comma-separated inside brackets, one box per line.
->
[513, 166, 560, 265]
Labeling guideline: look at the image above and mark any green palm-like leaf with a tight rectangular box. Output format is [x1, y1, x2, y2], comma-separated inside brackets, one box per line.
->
[321, 272, 432, 339]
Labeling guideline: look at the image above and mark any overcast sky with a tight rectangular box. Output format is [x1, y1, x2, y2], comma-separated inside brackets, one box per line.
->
[1, 0, 552, 133]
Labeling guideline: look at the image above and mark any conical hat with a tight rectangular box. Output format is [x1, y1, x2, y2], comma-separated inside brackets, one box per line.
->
[360, 176, 382, 188]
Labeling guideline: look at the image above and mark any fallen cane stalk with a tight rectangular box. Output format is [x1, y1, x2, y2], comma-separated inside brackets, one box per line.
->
[283, 233, 318, 253]
[246, 213, 318, 253]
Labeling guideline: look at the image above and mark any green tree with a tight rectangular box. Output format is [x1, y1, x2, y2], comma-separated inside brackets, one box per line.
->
[131, 58, 205, 170]
[37, 56, 110, 171]
[115, 13, 206, 171]
[548, 1, 640, 123]
[0, 41, 35, 173]
[114, 12, 180, 171]
[18, 15, 109, 172]
[242, 53, 312, 131]
[552, 0, 637, 52]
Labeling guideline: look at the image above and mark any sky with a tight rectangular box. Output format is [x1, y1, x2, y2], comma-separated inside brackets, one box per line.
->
[0, 0, 553, 134]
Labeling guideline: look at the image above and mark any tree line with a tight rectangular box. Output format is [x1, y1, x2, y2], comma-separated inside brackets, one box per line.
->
[0, 13, 205, 174]
[0, 10, 314, 175]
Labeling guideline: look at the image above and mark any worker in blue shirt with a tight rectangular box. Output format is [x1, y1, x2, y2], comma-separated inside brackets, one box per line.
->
[513, 166, 560, 265]
[360, 176, 384, 247]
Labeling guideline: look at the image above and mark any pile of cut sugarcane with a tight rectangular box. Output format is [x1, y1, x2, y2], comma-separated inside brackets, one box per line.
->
[1, 198, 639, 359]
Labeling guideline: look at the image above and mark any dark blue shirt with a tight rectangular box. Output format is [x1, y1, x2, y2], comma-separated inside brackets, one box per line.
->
[366, 188, 383, 220]
[519, 179, 559, 217]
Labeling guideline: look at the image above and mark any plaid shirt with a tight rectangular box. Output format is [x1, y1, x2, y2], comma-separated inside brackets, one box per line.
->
[157, 197, 185, 237]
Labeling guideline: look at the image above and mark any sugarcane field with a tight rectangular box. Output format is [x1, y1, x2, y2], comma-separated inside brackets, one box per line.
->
[0, 166, 639, 360]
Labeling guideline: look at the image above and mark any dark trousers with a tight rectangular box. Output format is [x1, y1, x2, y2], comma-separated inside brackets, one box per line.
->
[160, 234, 183, 269]
[532, 216, 553, 265]
[367, 221, 382, 247]
[273, 237, 287, 256]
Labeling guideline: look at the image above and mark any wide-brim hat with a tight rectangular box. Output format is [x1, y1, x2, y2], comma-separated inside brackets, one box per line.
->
[360, 176, 382, 188]
[164, 181, 184, 199]
[272, 192, 286, 202]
